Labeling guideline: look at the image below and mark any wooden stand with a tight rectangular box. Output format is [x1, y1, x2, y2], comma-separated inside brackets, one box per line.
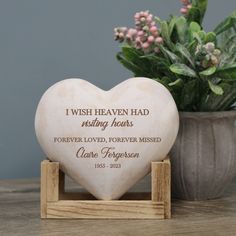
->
[41, 158, 171, 219]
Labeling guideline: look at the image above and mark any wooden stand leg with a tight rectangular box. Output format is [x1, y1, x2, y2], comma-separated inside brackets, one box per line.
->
[59, 170, 65, 197]
[40, 160, 48, 218]
[152, 158, 171, 219]
[41, 160, 61, 218]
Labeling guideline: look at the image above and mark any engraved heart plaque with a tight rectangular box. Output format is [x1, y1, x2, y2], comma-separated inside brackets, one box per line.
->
[35, 78, 179, 200]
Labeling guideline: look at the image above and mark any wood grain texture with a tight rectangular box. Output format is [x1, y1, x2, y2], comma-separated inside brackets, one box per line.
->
[0, 177, 236, 235]
[152, 158, 171, 219]
[41, 159, 170, 219]
[46, 162, 59, 202]
[163, 158, 171, 219]
[47, 200, 164, 219]
[40, 160, 48, 218]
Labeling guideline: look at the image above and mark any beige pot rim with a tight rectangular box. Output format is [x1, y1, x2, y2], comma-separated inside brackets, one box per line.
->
[179, 110, 236, 119]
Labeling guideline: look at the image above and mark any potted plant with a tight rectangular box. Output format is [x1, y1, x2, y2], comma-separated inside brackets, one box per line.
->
[114, 0, 236, 200]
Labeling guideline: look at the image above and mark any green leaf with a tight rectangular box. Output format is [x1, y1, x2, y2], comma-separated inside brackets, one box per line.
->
[153, 77, 173, 90]
[214, 83, 236, 110]
[140, 54, 171, 76]
[220, 33, 236, 51]
[140, 54, 167, 63]
[205, 32, 216, 43]
[187, 7, 201, 25]
[201, 83, 236, 111]
[154, 76, 172, 86]
[121, 46, 142, 63]
[168, 16, 178, 37]
[170, 63, 197, 78]
[196, 0, 208, 24]
[208, 80, 224, 95]
[197, 30, 206, 41]
[117, 52, 147, 77]
[160, 21, 173, 49]
[174, 16, 188, 44]
[190, 22, 201, 33]
[180, 80, 197, 111]
[193, 32, 203, 44]
[188, 39, 198, 54]
[168, 78, 184, 87]
[214, 11, 236, 35]
[159, 45, 180, 63]
[188, 22, 202, 42]
[168, 78, 184, 107]
[176, 43, 195, 67]
[119, 46, 159, 77]
[143, 55, 170, 68]
[217, 64, 236, 80]
[187, 0, 208, 25]
[200, 66, 216, 76]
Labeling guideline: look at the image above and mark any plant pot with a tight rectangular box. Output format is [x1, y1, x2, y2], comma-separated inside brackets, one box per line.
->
[170, 111, 236, 200]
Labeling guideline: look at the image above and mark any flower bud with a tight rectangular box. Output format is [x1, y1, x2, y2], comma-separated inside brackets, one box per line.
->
[143, 26, 149, 32]
[151, 21, 156, 26]
[142, 42, 150, 49]
[134, 13, 140, 20]
[115, 10, 161, 54]
[140, 11, 145, 17]
[205, 42, 215, 53]
[128, 28, 137, 36]
[135, 41, 142, 49]
[120, 27, 127, 32]
[147, 16, 153, 23]
[119, 33, 124, 39]
[135, 37, 141, 43]
[140, 17, 146, 22]
[150, 26, 158, 33]
[126, 34, 132, 40]
[138, 30, 144, 37]
[143, 11, 149, 17]
[211, 55, 219, 65]
[148, 35, 155, 43]
[181, 0, 189, 5]
[155, 37, 163, 44]
[152, 31, 159, 37]
[180, 7, 188, 14]
[205, 55, 211, 61]
[213, 49, 221, 56]
[187, 4, 192, 9]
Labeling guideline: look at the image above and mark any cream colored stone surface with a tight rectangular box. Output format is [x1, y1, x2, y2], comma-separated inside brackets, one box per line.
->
[35, 78, 179, 200]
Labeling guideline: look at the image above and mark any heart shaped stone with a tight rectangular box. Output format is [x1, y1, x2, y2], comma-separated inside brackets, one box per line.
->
[35, 78, 179, 200]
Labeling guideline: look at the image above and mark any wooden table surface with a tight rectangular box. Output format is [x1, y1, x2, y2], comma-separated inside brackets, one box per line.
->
[1, 176, 236, 236]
